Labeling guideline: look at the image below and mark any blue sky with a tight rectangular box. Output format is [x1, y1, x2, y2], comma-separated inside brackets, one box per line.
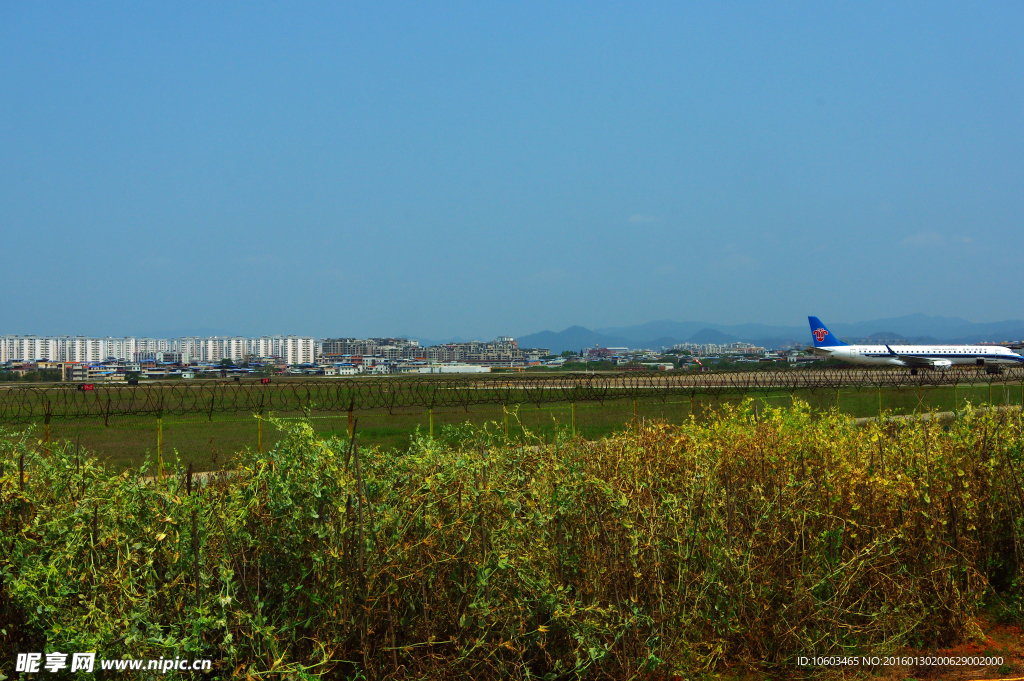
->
[2, 2, 1022, 339]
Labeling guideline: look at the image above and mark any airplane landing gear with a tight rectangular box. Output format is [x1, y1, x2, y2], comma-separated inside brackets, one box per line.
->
[910, 368, 918, 376]
[986, 366, 1003, 375]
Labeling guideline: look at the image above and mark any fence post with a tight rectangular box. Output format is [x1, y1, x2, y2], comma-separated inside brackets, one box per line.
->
[571, 402, 576, 437]
[504, 407, 509, 439]
[989, 381, 993, 408]
[836, 388, 840, 413]
[348, 400, 354, 438]
[192, 508, 200, 606]
[633, 399, 638, 431]
[90, 505, 98, 584]
[156, 410, 164, 476]
[95, 388, 111, 428]
[43, 409, 51, 455]
[187, 463, 201, 608]
[878, 385, 882, 419]
[429, 408, 434, 439]
[18, 451, 25, 525]
[258, 409, 264, 454]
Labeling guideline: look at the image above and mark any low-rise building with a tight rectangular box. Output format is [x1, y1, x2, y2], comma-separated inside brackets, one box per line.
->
[787, 355, 827, 364]
[416, 363, 491, 374]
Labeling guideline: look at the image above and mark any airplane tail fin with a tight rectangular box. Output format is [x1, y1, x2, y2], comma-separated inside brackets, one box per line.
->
[808, 316, 847, 347]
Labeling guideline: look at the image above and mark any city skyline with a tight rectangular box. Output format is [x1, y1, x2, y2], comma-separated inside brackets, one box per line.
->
[4, 309, 1024, 348]
[5, 307, 1024, 365]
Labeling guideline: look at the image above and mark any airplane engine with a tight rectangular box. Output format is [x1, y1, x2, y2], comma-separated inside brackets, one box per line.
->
[932, 360, 953, 370]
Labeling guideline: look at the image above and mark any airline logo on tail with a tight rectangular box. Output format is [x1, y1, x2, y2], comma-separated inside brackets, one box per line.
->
[807, 316, 848, 348]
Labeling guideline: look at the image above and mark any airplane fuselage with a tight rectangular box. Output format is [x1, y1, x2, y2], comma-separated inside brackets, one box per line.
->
[811, 344, 1024, 369]
[806, 316, 1024, 371]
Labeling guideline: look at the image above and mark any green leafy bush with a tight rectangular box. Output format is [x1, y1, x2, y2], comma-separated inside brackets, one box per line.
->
[1, 402, 1023, 679]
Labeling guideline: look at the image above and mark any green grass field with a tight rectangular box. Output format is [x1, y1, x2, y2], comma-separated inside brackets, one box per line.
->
[17, 381, 1022, 471]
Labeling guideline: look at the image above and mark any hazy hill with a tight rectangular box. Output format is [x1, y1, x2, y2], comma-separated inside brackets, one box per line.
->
[514, 326, 631, 354]
[948, 330, 1024, 344]
[687, 328, 740, 344]
[515, 314, 1024, 353]
[826, 314, 1024, 342]
[841, 333, 944, 344]
[593, 320, 706, 341]
[596, 320, 805, 343]
[401, 315, 1024, 355]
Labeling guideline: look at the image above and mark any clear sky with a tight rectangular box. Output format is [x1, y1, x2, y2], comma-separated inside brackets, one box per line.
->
[3, 2, 1022, 340]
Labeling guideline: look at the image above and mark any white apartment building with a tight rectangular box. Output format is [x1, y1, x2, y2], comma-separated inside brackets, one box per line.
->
[59, 337, 94, 362]
[1, 336, 58, 362]
[135, 338, 173, 354]
[178, 337, 240, 363]
[282, 336, 315, 365]
[222, 337, 248, 361]
[79, 338, 105, 362]
[104, 337, 137, 361]
[2, 336, 126, 363]
[3, 334, 316, 367]
[249, 336, 284, 359]
[200, 338, 223, 363]
[176, 337, 206, 362]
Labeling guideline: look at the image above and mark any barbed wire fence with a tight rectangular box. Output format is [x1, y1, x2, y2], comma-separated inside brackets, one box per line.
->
[3, 366, 1023, 422]
[2, 367, 1022, 468]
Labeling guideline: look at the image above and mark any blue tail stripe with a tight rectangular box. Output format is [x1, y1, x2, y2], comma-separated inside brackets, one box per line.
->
[808, 316, 847, 347]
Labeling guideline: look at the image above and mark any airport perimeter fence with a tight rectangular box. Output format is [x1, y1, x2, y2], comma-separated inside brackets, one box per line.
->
[2, 367, 1023, 470]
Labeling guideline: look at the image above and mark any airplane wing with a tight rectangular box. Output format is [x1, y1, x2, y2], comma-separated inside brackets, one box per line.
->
[893, 354, 935, 367]
[884, 345, 951, 369]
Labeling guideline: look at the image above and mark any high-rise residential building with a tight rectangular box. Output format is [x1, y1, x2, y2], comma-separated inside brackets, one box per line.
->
[249, 336, 285, 359]
[1, 335, 130, 363]
[1, 333, 540, 368]
[2, 336, 58, 362]
[282, 336, 315, 365]
[62, 337, 93, 362]
[222, 337, 248, 361]
[103, 337, 137, 361]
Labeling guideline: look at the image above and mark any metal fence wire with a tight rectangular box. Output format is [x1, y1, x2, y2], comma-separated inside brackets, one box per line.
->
[0, 366, 1022, 424]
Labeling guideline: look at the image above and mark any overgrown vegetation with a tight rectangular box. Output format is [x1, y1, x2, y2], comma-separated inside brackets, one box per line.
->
[0, 369, 62, 382]
[2, 401, 1024, 679]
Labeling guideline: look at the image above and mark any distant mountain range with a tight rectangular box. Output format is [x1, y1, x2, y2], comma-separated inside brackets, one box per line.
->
[512, 314, 1024, 353]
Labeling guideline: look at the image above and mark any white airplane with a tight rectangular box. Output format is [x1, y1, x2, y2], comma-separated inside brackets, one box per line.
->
[807, 316, 1024, 375]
